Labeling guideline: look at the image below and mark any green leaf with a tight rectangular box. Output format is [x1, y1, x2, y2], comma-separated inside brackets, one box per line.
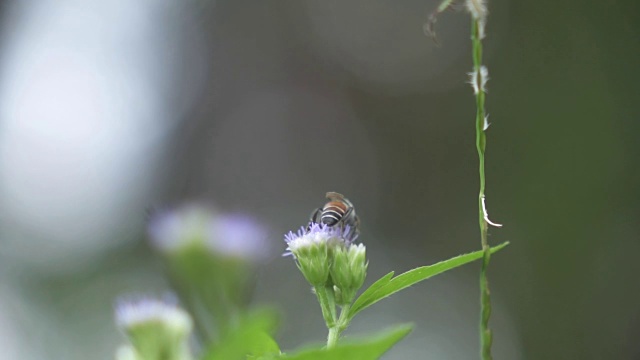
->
[350, 271, 394, 310]
[204, 328, 280, 360]
[203, 308, 281, 360]
[277, 324, 412, 360]
[349, 242, 510, 319]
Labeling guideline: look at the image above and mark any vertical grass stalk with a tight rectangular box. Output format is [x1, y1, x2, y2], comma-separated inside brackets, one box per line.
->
[471, 14, 493, 360]
[427, 2, 498, 357]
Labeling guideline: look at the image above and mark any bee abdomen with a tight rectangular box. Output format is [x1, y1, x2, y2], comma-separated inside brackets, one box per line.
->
[321, 202, 347, 226]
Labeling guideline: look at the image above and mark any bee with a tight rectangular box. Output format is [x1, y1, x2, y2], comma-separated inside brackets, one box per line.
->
[308, 192, 360, 242]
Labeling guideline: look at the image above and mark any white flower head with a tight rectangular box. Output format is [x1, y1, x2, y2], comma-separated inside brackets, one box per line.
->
[349, 243, 367, 258]
[114, 295, 194, 360]
[283, 223, 357, 286]
[284, 223, 352, 257]
[115, 295, 192, 335]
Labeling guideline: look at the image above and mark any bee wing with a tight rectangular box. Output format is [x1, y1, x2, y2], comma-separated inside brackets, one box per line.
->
[325, 192, 345, 201]
[326, 192, 356, 209]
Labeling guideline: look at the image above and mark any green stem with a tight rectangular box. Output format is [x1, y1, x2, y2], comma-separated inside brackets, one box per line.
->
[327, 304, 351, 349]
[178, 344, 194, 360]
[327, 327, 340, 349]
[471, 17, 493, 360]
[315, 286, 336, 328]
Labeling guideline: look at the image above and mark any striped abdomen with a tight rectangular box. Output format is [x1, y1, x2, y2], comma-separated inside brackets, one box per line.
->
[321, 201, 348, 226]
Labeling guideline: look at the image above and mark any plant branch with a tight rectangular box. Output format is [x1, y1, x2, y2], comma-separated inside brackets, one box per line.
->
[327, 304, 351, 349]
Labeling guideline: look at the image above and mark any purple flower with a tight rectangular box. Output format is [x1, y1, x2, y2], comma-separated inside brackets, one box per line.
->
[147, 204, 213, 251]
[213, 213, 268, 260]
[147, 203, 268, 261]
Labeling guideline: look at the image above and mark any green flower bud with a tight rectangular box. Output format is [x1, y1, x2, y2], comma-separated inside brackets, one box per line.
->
[330, 244, 367, 305]
[284, 223, 367, 290]
[115, 345, 140, 360]
[116, 297, 193, 360]
[292, 236, 330, 286]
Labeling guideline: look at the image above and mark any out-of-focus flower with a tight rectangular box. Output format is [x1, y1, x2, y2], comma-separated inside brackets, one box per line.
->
[115, 345, 139, 360]
[214, 213, 269, 261]
[115, 296, 193, 360]
[148, 204, 267, 261]
[147, 204, 213, 252]
[146, 203, 269, 343]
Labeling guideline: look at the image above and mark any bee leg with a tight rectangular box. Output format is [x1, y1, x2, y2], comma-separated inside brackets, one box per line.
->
[307, 208, 322, 230]
[340, 207, 360, 242]
[310, 208, 322, 223]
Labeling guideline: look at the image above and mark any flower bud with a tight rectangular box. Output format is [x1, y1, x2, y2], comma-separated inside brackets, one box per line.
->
[330, 244, 367, 305]
[115, 297, 193, 360]
[284, 223, 352, 287]
[286, 230, 330, 286]
[115, 345, 139, 360]
[147, 204, 268, 341]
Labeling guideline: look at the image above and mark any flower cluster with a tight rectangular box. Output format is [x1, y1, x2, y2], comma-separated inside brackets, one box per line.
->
[284, 223, 350, 257]
[148, 204, 267, 261]
[115, 296, 193, 360]
[284, 223, 367, 305]
[146, 204, 269, 343]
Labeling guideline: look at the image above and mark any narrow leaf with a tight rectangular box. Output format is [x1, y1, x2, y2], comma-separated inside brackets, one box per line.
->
[349, 242, 509, 318]
[277, 324, 412, 360]
[349, 271, 394, 317]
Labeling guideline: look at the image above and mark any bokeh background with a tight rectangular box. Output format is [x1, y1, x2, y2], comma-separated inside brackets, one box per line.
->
[0, 0, 638, 359]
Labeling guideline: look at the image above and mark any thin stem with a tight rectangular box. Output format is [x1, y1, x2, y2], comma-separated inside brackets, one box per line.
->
[327, 304, 351, 349]
[314, 286, 336, 328]
[471, 17, 493, 360]
[327, 327, 340, 349]
[326, 286, 338, 323]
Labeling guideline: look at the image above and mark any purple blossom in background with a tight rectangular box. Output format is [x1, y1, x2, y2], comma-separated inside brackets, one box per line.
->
[147, 204, 213, 251]
[147, 203, 269, 261]
[213, 213, 268, 261]
[115, 294, 190, 330]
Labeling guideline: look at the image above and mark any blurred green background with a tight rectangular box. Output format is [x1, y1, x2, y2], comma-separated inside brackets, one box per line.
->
[0, 0, 638, 359]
